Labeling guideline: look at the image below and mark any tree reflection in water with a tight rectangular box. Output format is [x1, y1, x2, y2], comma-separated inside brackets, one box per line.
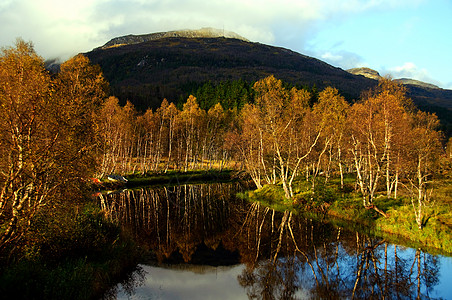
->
[237, 203, 441, 299]
[100, 183, 444, 299]
[100, 182, 251, 264]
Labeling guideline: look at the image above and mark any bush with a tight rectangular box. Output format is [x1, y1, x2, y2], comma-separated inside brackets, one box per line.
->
[293, 182, 337, 212]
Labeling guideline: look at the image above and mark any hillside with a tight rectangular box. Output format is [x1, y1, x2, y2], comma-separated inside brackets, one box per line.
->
[84, 31, 452, 135]
[99, 27, 249, 49]
[347, 67, 441, 89]
[85, 35, 376, 109]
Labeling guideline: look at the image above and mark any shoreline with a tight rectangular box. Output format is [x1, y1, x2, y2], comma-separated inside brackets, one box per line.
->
[242, 178, 452, 256]
[94, 169, 246, 190]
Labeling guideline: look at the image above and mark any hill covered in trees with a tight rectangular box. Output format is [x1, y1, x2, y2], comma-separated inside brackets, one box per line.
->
[84, 34, 375, 109]
[84, 31, 452, 135]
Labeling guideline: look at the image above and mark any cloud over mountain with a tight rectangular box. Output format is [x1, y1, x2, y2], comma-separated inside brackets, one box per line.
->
[0, 0, 425, 59]
[387, 62, 440, 87]
[2, 0, 448, 88]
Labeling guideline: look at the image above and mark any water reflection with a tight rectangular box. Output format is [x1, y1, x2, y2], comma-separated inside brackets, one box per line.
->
[100, 183, 451, 299]
[237, 206, 442, 299]
[100, 182, 250, 264]
[113, 264, 247, 300]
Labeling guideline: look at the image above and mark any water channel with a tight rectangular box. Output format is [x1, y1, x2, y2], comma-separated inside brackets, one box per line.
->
[100, 182, 452, 299]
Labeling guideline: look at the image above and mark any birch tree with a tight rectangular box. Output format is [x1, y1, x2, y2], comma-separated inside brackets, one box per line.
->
[0, 41, 107, 250]
[158, 100, 179, 172]
[347, 80, 413, 215]
[405, 111, 441, 229]
[98, 96, 123, 177]
[239, 76, 317, 199]
[312, 87, 349, 188]
[178, 96, 205, 171]
[237, 103, 266, 188]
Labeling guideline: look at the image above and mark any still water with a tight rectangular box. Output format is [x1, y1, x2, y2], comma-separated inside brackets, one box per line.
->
[100, 182, 452, 299]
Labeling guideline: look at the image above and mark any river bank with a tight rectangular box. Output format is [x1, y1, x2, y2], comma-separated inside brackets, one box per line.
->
[95, 169, 244, 190]
[242, 176, 452, 256]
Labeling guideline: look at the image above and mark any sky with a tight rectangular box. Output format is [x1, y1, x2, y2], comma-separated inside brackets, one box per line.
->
[1, 0, 451, 89]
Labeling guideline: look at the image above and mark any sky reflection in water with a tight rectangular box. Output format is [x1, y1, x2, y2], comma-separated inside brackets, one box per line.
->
[114, 253, 452, 300]
[115, 264, 247, 300]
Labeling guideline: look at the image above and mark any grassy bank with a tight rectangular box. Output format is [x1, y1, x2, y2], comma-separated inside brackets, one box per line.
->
[126, 169, 238, 186]
[243, 176, 452, 256]
[98, 169, 243, 189]
[0, 203, 142, 300]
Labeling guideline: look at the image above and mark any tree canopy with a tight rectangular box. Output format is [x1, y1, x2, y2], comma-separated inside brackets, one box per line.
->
[0, 40, 108, 250]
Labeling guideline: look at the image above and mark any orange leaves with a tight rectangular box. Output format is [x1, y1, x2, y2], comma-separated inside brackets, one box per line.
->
[313, 87, 348, 134]
[57, 54, 108, 114]
[0, 40, 110, 248]
[180, 95, 204, 123]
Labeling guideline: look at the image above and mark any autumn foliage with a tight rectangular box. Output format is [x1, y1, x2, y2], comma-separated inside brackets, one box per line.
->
[94, 74, 443, 219]
[0, 40, 108, 250]
[0, 40, 446, 250]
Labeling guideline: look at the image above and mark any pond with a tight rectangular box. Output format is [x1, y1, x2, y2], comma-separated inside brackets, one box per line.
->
[100, 182, 452, 299]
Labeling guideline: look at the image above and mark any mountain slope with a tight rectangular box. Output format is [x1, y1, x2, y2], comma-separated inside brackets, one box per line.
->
[394, 78, 439, 90]
[99, 27, 249, 49]
[84, 31, 451, 135]
[85, 35, 376, 109]
[347, 67, 440, 89]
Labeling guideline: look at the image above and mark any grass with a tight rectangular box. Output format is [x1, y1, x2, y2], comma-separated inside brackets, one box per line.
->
[371, 179, 452, 254]
[238, 184, 296, 212]
[114, 169, 239, 188]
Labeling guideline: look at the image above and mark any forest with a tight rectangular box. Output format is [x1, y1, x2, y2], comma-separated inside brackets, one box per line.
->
[1, 39, 452, 298]
[1, 39, 451, 250]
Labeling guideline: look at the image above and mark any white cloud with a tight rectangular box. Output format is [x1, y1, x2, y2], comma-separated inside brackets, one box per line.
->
[0, 0, 426, 61]
[389, 62, 428, 79]
[386, 62, 442, 86]
[318, 50, 367, 70]
[0, 0, 112, 59]
[321, 52, 343, 62]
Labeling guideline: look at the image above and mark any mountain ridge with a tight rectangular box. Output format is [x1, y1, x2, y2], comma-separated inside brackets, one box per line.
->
[99, 27, 249, 50]
[85, 36, 375, 108]
[347, 67, 440, 90]
[82, 30, 451, 135]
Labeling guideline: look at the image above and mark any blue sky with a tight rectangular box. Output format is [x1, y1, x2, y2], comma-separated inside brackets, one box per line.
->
[1, 0, 450, 88]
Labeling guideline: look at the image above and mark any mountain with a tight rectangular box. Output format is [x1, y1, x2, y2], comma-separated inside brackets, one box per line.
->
[394, 78, 439, 90]
[347, 67, 382, 81]
[347, 67, 452, 124]
[347, 67, 440, 89]
[85, 31, 376, 109]
[99, 27, 249, 50]
[84, 29, 452, 135]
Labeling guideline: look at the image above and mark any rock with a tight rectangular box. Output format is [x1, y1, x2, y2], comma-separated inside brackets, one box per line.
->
[107, 174, 128, 182]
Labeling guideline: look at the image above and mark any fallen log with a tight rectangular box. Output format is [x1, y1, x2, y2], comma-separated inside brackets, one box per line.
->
[365, 204, 388, 218]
